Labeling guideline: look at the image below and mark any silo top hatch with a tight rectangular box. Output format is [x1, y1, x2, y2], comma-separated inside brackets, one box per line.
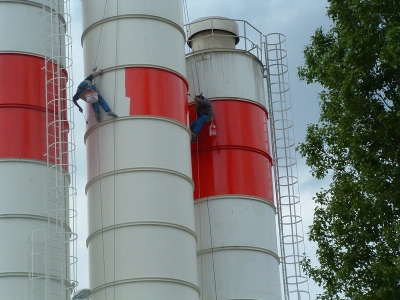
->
[187, 17, 240, 50]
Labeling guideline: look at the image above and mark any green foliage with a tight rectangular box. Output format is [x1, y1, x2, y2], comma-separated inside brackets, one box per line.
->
[297, 0, 400, 299]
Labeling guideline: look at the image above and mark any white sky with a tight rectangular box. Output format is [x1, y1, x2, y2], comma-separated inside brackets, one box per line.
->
[70, 0, 332, 298]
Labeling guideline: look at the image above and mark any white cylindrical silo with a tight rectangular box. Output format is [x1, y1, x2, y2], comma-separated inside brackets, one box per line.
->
[81, 1, 198, 299]
[0, 1, 73, 299]
[186, 17, 282, 299]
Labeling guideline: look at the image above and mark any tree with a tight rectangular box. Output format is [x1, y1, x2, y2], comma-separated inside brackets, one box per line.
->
[297, 0, 400, 299]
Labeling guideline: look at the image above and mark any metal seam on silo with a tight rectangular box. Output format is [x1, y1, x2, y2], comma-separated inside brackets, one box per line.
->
[83, 116, 191, 143]
[194, 195, 276, 210]
[84, 167, 194, 194]
[0, 214, 73, 230]
[81, 14, 185, 46]
[0, 272, 74, 285]
[197, 246, 281, 261]
[2, 0, 67, 26]
[205, 97, 271, 108]
[194, 145, 273, 160]
[86, 221, 197, 247]
[90, 65, 189, 83]
[91, 277, 201, 295]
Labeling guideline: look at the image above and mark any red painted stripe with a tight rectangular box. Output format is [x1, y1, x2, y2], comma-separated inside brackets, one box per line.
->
[125, 67, 188, 124]
[190, 99, 274, 202]
[0, 54, 68, 165]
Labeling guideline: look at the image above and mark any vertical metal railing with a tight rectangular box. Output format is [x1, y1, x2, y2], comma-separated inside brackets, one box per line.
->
[264, 33, 310, 300]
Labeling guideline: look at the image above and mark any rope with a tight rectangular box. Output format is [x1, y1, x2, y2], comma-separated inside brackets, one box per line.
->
[183, 1, 218, 298]
[185, 5, 217, 298]
[199, 132, 219, 300]
[194, 122, 219, 300]
[194, 128, 204, 298]
[97, 128, 108, 300]
[93, 1, 110, 299]
[183, 0, 201, 95]
[112, 1, 120, 299]
[93, 0, 109, 70]
[183, 5, 215, 299]
[192, 53, 202, 95]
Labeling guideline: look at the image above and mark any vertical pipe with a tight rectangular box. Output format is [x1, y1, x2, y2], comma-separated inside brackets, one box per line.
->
[82, 1, 199, 299]
[0, 1, 71, 299]
[186, 17, 282, 299]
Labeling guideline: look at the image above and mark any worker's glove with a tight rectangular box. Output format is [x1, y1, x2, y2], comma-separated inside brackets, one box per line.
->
[93, 69, 103, 77]
[79, 107, 83, 113]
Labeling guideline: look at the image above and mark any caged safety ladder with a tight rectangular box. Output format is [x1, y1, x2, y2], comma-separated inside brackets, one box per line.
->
[264, 33, 310, 300]
[30, 1, 78, 299]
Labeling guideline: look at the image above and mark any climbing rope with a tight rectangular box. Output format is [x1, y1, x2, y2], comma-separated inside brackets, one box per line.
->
[183, 0, 202, 95]
[183, 1, 218, 299]
[111, 2, 120, 300]
[92, 1, 112, 299]
[93, 0, 108, 70]
[96, 127, 108, 300]
[197, 130, 219, 300]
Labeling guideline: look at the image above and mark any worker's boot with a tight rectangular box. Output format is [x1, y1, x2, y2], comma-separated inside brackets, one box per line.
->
[95, 112, 101, 123]
[191, 132, 197, 142]
[107, 110, 118, 118]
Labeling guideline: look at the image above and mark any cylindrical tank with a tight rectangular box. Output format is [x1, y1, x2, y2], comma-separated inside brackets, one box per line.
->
[82, 1, 199, 299]
[187, 17, 282, 299]
[0, 0, 71, 299]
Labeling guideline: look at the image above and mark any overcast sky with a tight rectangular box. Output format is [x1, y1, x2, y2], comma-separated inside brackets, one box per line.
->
[70, 1, 332, 298]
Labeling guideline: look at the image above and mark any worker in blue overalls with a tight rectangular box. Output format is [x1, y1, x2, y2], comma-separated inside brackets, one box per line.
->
[190, 93, 214, 142]
[73, 69, 118, 122]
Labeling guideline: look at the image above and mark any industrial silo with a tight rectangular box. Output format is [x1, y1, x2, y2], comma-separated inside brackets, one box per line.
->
[186, 17, 282, 300]
[82, 1, 199, 299]
[0, 0, 75, 299]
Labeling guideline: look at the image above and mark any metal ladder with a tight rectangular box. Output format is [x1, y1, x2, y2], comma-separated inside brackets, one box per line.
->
[30, 1, 77, 299]
[264, 33, 310, 300]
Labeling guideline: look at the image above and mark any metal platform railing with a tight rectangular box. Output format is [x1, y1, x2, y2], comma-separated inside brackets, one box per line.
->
[185, 17, 264, 62]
